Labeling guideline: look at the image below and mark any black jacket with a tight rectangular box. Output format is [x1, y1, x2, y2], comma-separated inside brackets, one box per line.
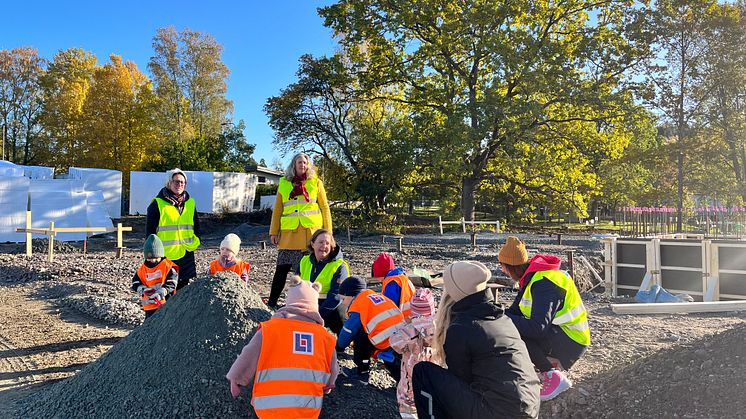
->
[295, 245, 349, 318]
[145, 188, 201, 238]
[446, 289, 540, 418]
[506, 272, 566, 340]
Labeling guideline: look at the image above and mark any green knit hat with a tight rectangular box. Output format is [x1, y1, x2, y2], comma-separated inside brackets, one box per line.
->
[144, 234, 165, 259]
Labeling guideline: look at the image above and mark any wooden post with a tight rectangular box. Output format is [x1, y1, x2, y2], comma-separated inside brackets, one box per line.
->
[461, 217, 466, 233]
[397, 236, 403, 252]
[495, 221, 500, 234]
[259, 241, 266, 250]
[381, 234, 385, 244]
[347, 226, 351, 242]
[438, 216, 443, 235]
[25, 210, 32, 257]
[566, 250, 575, 280]
[471, 231, 477, 247]
[116, 223, 124, 258]
[556, 233, 562, 245]
[48, 221, 55, 262]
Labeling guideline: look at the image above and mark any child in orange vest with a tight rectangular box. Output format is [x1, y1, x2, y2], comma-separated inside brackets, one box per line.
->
[372, 252, 416, 318]
[208, 233, 250, 282]
[390, 288, 436, 418]
[227, 275, 339, 419]
[336, 276, 405, 385]
[131, 234, 179, 319]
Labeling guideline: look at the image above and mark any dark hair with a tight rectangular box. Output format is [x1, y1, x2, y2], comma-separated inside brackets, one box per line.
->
[504, 263, 530, 281]
[308, 229, 336, 254]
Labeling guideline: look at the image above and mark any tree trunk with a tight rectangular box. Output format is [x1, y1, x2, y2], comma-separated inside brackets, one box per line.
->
[676, 150, 684, 233]
[461, 175, 477, 221]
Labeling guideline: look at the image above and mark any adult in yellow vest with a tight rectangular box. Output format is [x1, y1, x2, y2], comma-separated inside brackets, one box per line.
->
[226, 276, 339, 419]
[499, 236, 590, 402]
[267, 153, 332, 309]
[296, 229, 349, 334]
[146, 168, 201, 290]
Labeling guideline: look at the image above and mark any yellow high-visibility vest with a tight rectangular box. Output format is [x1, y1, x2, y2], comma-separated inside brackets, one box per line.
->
[298, 255, 349, 299]
[519, 270, 590, 346]
[154, 197, 201, 260]
[277, 177, 323, 231]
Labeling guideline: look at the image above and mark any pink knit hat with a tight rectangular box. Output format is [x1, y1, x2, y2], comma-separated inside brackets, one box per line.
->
[410, 288, 435, 316]
[285, 275, 322, 312]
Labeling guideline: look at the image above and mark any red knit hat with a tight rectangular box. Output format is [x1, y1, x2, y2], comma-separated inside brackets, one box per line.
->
[372, 252, 395, 278]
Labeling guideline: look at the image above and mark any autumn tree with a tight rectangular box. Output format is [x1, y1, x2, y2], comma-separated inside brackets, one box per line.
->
[81, 54, 158, 176]
[0, 47, 45, 164]
[39, 48, 97, 169]
[320, 0, 652, 220]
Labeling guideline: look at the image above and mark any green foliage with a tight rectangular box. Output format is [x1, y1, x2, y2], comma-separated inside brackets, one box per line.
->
[256, 183, 279, 197]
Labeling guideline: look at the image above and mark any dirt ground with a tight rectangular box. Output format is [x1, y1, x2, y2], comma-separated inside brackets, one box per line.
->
[2, 217, 746, 418]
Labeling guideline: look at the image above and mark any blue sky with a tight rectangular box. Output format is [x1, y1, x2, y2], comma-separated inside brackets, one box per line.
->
[0, 0, 338, 166]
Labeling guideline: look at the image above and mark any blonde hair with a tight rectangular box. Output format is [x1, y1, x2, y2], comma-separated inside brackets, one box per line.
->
[431, 291, 456, 366]
[284, 153, 317, 179]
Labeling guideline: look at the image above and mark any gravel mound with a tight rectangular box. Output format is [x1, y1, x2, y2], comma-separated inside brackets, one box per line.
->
[61, 294, 144, 327]
[20, 273, 271, 418]
[31, 238, 81, 254]
[555, 323, 746, 418]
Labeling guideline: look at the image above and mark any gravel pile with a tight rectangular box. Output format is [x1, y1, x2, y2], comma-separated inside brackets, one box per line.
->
[554, 323, 746, 418]
[61, 294, 144, 327]
[20, 273, 271, 418]
[31, 238, 81, 254]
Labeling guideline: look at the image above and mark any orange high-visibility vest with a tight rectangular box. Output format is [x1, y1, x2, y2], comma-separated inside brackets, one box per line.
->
[252, 318, 335, 419]
[382, 273, 416, 317]
[348, 289, 405, 350]
[136, 259, 178, 311]
[209, 259, 250, 279]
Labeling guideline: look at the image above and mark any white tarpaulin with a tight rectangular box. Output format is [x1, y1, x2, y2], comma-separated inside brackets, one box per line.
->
[29, 179, 88, 241]
[85, 190, 114, 232]
[0, 175, 30, 243]
[0, 160, 24, 177]
[129, 171, 257, 215]
[259, 195, 276, 210]
[68, 167, 122, 217]
[19, 165, 54, 179]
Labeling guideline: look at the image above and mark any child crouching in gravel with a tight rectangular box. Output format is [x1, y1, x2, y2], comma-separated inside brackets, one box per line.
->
[131, 235, 179, 319]
[226, 275, 339, 419]
[390, 288, 437, 418]
[208, 233, 250, 282]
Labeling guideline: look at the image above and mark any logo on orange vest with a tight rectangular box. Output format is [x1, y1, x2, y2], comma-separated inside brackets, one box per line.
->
[293, 331, 314, 355]
[368, 294, 385, 305]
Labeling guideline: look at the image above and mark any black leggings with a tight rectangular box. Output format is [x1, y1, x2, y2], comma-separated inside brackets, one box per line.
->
[351, 332, 401, 381]
[523, 325, 587, 372]
[173, 251, 196, 290]
[267, 264, 292, 306]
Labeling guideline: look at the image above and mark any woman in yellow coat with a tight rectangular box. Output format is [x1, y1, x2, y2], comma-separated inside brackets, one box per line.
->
[265, 153, 332, 309]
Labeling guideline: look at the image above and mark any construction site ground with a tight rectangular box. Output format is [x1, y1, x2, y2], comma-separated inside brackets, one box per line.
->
[1, 216, 745, 418]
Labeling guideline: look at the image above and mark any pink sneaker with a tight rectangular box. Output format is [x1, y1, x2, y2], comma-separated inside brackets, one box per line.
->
[540, 369, 572, 401]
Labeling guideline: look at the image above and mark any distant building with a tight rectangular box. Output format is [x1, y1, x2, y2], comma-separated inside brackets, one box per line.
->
[245, 165, 284, 185]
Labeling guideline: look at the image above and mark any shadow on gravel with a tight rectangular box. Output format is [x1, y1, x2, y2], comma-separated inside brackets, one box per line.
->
[0, 363, 90, 381]
[0, 337, 122, 358]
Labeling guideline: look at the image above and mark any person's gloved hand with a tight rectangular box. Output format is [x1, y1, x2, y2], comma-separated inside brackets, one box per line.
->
[136, 285, 147, 296]
[229, 380, 241, 398]
[156, 287, 168, 300]
[240, 272, 248, 283]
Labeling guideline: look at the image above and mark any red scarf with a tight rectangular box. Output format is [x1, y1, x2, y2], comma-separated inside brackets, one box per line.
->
[291, 174, 310, 202]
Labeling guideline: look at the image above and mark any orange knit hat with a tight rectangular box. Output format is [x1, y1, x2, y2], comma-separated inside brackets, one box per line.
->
[498, 236, 529, 266]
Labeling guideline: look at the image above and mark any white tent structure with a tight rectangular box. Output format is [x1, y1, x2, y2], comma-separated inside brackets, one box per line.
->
[129, 171, 257, 215]
[18, 165, 54, 179]
[68, 167, 122, 217]
[29, 179, 89, 241]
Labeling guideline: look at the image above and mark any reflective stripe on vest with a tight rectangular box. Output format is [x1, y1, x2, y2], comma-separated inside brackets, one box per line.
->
[277, 177, 323, 231]
[519, 270, 590, 346]
[299, 255, 349, 297]
[256, 368, 331, 384]
[253, 318, 335, 418]
[348, 289, 405, 350]
[382, 274, 415, 317]
[154, 197, 201, 260]
[253, 394, 323, 410]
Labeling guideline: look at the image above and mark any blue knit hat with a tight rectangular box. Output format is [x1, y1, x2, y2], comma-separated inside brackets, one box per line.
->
[338, 276, 367, 297]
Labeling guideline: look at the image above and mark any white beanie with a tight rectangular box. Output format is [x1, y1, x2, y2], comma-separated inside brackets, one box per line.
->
[443, 261, 491, 302]
[221, 233, 241, 255]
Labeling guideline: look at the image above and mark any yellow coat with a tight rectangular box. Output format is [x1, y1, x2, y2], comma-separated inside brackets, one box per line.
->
[269, 178, 332, 250]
